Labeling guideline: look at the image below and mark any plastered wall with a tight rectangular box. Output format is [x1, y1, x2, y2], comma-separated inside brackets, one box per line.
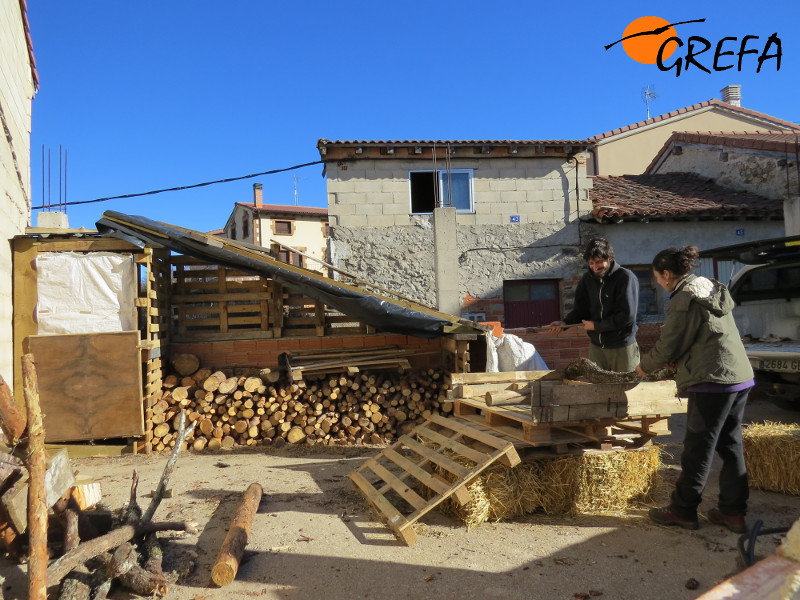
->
[1, 0, 34, 388]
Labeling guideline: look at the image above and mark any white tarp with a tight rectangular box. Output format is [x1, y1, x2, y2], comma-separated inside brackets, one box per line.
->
[36, 252, 137, 334]
[485, 332, 549, 372]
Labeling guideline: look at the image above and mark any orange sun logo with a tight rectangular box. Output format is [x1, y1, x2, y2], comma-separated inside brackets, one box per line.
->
[622, 16, 679, 64]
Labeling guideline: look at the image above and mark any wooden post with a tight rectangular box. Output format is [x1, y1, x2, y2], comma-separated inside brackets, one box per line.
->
[0, 373, 26, 442]
[22, 354, 47, 600]
[211, 483, 263, 587]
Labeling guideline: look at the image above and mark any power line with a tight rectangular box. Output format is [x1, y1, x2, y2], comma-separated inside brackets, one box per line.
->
[31, 159, 325, 210]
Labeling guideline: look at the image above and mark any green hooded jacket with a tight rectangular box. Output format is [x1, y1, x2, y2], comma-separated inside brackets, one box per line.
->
[639, 274, 753, 392]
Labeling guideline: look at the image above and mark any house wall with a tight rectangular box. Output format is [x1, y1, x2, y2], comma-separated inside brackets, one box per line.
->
[594, 110, 792, 176]
[326, 156, 593, 312]
[651, 144, 800, 236]
[1, 1, 34, 389]
[583, 221, 784, 268]
[263, 214, 328, 270]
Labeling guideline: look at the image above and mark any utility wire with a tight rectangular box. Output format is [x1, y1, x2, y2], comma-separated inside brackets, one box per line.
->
[31, 159, 324, 210]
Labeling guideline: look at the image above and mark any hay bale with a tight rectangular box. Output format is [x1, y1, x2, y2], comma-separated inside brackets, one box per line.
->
[743, 421, 800, 495]
[437, 446, 661, 527]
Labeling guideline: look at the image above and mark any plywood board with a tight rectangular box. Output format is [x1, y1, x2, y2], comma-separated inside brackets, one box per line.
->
[28, 331, 144, 442]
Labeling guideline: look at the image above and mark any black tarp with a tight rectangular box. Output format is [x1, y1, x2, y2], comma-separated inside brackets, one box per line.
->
[96, 211, 482, 338]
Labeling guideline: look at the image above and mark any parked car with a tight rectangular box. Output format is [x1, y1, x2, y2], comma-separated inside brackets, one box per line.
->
[700, 235, 800, 405]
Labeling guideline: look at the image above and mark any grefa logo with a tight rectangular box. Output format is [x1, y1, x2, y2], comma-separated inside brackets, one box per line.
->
[604, 16, 782, 77]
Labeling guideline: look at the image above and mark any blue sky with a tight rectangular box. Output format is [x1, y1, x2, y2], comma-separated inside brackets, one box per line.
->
[27, 0, 800, 232]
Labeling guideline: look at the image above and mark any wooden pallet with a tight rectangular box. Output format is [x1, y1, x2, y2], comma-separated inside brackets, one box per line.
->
[452, 397, 670, 449]
[348, 413, 520, 546]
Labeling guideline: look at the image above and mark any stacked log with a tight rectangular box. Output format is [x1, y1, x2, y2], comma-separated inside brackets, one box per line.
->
[150, 366, 453, 451]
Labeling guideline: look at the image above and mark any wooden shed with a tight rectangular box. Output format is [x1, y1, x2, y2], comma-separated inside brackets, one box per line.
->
[12, 213, 486, 452]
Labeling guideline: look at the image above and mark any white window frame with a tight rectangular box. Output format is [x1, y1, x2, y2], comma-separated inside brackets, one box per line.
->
[409, 169, 474, 214]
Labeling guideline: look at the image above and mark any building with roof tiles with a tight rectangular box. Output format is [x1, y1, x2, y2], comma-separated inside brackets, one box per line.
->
[589, 86, 800, 176]
[1, 0, 37, 388]
[222, 183, 329, 273]
[585, 172, 784, 316]
[316, 139, 596, 328]
[646, 131, 800, 236]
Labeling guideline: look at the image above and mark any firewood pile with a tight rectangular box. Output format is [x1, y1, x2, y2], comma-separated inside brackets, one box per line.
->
[155, 354, 454, 451]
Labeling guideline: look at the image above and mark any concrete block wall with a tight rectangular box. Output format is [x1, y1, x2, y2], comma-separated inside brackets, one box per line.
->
[1, 1, 34, 389]
[326, 157, 593, 228]
[169, 334, 444, 373]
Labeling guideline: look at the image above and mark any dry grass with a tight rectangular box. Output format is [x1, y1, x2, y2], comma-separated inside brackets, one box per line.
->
[743, 421, 800, 495]
[437, 446, 662, 527]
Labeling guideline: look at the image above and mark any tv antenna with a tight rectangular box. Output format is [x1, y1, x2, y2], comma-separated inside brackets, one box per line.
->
[293, 174, 305, 205]
[642, 85, 658, 119]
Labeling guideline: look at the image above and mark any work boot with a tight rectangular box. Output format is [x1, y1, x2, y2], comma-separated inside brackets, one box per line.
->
[648, 506, 699, 530]
[707, 508, 748, 534]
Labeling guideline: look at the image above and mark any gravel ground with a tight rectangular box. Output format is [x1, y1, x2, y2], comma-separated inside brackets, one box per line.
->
[2, 393, 799, 600]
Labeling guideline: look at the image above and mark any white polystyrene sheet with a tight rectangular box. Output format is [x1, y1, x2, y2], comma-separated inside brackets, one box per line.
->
[36, 252, 137, 334]
[486, 332, 549, 372]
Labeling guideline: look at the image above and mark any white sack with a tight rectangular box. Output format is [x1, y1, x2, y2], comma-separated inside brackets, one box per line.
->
[486, 332, 549, 372]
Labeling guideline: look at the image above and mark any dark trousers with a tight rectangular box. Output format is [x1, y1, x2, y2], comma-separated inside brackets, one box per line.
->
[670, 388, 750, 520]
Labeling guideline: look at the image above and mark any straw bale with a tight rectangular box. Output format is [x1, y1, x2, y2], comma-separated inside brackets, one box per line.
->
[436, 447, 661, 527]
[743, 421, 800, 495]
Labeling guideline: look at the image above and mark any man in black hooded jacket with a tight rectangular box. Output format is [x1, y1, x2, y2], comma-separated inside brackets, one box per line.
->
[549, 237, 640, 372]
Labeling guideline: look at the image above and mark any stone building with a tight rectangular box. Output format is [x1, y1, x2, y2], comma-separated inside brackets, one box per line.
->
[646, 131, 800, 236]
[1, 0, 37, 388]
[317, 139, 593, 328]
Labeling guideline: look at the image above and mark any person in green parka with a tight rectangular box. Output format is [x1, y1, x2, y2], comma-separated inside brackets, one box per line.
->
[635, 246, 754, 533]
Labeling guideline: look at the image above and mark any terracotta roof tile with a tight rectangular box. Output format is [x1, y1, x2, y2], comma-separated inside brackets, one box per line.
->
[318, 138, 591, 147]
[588, 173, 782, 223]
[237, 202, 328, 217]
[590, 99, 800, 142]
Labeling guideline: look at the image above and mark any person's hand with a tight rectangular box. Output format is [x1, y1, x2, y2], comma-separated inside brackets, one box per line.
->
[582, 320, 595, 331]
[635, 365, 646, 377]
[548, 320, 565, 333]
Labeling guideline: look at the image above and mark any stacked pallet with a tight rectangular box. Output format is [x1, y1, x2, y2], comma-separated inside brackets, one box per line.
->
[150, 365, 453, 451]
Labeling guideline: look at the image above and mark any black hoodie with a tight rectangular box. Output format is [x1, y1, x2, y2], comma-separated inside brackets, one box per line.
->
[563, 259, 639, 349]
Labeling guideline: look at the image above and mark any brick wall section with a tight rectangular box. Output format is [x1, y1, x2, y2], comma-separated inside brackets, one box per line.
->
[507, 322, 663, 371]
[170, 334, 444, 373]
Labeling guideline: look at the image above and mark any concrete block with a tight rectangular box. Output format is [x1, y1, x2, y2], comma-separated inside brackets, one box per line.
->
[489, 180, 517, 192]
[474, 214, 504, 226]
[366, 215, 398, 227]
[499, 191, 527, 204]
[383, 202, 412, 215]
[36, 211, 69, 228]
[356, 204, 385, 216]
[337, 214, 369, 227]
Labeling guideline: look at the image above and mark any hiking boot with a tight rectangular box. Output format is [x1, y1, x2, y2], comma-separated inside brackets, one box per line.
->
[707, 508, 748, 534]
[649, 506, 699, 530]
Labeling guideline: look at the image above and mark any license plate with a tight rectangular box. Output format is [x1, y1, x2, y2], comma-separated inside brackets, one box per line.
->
[758, 358, 800, 372]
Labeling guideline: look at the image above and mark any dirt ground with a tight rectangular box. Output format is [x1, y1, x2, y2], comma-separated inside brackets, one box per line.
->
[2, 393, 800, 600]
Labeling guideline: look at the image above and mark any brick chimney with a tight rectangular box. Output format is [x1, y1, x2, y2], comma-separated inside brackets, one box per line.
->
[253, 183, 263, 207]
[721, 85, 742, 107]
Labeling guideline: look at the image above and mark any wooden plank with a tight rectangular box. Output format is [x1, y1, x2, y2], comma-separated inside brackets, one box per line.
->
[397, 435, 471, 480]
[347, 470, 418, 546]
[448, 370, 562, 385]
[363, 460, 428, 511]
[412, 424, 489, 464]
[427, 413, 520, 461]
[381, 448, 450, 496]
[695, 555, 800, 600]
[12, 237, 38, 401]
[28, 331, 144, 442]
